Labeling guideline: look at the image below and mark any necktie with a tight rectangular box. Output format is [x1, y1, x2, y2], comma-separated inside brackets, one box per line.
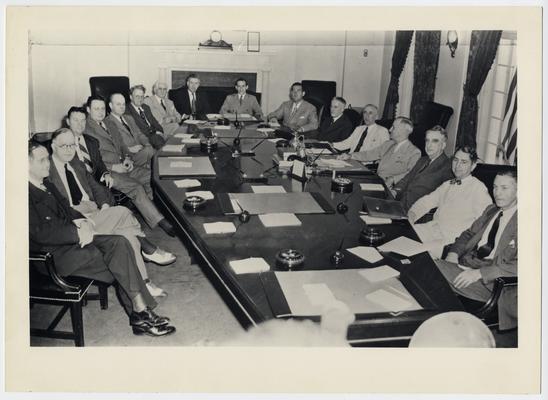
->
[160, 99, 166, 111]
[476, 210, 503, 259]
[139, 108, 151, 127]
[99, 121, 109, 134]
[191, 93, 197, 115]
[290, 103, 297, 118]
[416, 159, 430, 174]
[120, 117, 135, 138]
[354, 127, 369, 153]
[65, 164, 83, 206]
[450, 178, 462, 185]
[77, 136, 94, 174]
[239, 95, 243, 106]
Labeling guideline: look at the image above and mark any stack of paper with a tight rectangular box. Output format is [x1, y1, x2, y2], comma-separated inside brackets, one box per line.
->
[174, 133, 194, 139]
[229, 257, 270, 274]
[360, 215, 392, 225]
[347, 246, 384, 263]
[181, 138, 201, 145]
[377, 236, 427, 257]
[360, 183, 385, 191]
[170, 160, 192, 168]
[251, 185, 287, 194]
[174, 179, 201, 189]
[203, 222, 236, 234]
[213, 125, 231, 130]
[358, 265, 400, 283]
[366, 288, 413, 312]
[162, 144, 185, 152]
[185, 190, 214, 200]
[183, 120, 206, 125]
[258, 213, 301, 228]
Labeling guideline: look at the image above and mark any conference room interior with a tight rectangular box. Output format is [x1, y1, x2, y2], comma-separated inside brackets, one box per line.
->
[28, 29, 518, 347]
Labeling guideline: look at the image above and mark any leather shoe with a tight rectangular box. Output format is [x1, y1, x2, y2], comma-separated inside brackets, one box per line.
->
[142, 248, 176, 266]
[145, 281, 167, 297]
[159, 219, 176, 237]
[132, 324, 176, 337]
[130, 308, 170, 328]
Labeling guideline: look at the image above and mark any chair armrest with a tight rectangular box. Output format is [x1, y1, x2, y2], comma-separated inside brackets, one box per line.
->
[475, 276, 518, 318]
[29, 252, 79, 292]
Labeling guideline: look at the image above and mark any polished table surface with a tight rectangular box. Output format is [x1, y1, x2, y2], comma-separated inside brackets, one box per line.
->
[152, 123, 464, 346]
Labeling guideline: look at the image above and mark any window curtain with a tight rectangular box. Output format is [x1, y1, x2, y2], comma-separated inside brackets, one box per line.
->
[456, 30, 502, 148]
[410, 31, 441, 124]
[382, 30, 414, 120]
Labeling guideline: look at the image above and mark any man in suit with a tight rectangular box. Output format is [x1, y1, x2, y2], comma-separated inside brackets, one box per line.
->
[219, 77, 264, 120]
[143, 81, 184, 136]
[126, 84, 166, 150]
[84, 95, 176, 236]
[104, 93, 155, 168]
[340, 117, 420, 185]
[49, 128, 176, 295]
[28, 141, 175, 337]
[332, 104, 390, 154]
[408, 146, 493, 259]
[436, 170, 518, 330]
[308, 97, 353, 142]
[170, 74, 210, 120]
[267, 82, 319, 135]
[392, 125, 454, 211]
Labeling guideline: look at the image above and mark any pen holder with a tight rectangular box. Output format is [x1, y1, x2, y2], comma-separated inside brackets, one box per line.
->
[183, 195, 206, 211]
[331, 177, 353, 193]
[275, 249, 305, 270]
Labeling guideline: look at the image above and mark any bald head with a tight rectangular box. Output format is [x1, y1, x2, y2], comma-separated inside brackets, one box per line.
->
[109, 93, 126, 116]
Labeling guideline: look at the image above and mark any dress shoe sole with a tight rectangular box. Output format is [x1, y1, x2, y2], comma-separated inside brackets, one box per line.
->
[142, 255, 177, 266]
[132, 325, 176, 337]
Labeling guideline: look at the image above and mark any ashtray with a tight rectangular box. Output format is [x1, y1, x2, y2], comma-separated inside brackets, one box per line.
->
[359, 226, 386, 246]
[275, 249, 305, 270]
[200, 137, 218, 153]
[183, 195, 206, 211]
[331, 176, 353, 193]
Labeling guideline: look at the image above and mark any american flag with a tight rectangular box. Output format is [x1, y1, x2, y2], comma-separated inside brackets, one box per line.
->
[497, 69, 517, 165]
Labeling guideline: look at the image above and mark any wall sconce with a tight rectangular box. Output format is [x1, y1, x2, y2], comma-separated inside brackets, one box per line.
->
[446, 30, 458, 58]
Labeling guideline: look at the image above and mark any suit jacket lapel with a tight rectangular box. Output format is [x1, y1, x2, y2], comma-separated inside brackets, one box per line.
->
[70, 159, 93, 200]
[47, 159, 70, 201]
[494, 211, 517, 257]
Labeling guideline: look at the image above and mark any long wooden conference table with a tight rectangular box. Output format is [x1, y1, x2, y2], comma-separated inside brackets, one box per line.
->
[152, 122, 464, 346]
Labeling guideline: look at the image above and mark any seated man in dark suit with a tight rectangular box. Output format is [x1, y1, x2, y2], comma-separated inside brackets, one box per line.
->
[391, 125, 454, 211]
[171, 74, 210, 120]
[435, 170, 518, 331]
[126, 84, 166, 150]
[308, 96, 353, 142]
[28, 141, 175, 337]
[104, 93, 155, 168]
[219, 77, 264, 120]
[267, 82, 319, 136]
[83, 95, 175, 236]
[50, 128, 176, 296]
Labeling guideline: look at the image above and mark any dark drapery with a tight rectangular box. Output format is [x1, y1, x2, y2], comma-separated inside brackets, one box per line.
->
[456, 30, 502, 148]
[382, 31, 414, 120]
[410, 31, 441, 124]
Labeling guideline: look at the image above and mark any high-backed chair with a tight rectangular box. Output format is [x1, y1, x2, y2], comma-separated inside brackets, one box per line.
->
[302, 80, 336, 116]
[89, 76, 131, 110]
[409, 102, 454, 155]
[344, 108, 363, 130]
[168, 86, 262, 115]
[30, 252, 108, 346]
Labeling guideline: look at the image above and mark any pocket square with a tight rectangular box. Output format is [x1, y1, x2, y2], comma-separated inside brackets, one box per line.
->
[508, 239, 516, 248]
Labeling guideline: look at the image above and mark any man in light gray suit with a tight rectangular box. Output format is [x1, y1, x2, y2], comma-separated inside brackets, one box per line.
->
[267, 82, 318, 134]
[104, 93, 155, 168]
[219, 77, 263, 120]
[143, 81, 183, 136]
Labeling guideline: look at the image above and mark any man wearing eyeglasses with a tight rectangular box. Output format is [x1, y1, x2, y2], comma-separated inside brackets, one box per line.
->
[407, 146, 492, 259]
[143, 81, 184, 136]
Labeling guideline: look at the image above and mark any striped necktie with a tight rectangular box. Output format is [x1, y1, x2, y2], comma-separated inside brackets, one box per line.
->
[77, 136, 93, 174]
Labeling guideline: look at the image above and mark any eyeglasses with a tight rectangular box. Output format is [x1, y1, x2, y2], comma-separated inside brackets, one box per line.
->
[57, 144, 77, 150]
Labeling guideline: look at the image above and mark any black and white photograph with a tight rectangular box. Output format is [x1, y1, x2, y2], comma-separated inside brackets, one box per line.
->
[4, 4, 542, 396]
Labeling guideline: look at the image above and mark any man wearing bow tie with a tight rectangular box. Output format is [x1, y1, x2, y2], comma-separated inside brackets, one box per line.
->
[436, 170, 518, 330]
[407, 146, 492, 258]
[126, 84, 166, 150]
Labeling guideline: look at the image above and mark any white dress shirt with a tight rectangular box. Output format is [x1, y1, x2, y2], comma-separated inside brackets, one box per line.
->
[476, 204, 517, 259]
[410, 175, 493, 246]
[333, 123, 390, 153]
[52, 156, 90, 206]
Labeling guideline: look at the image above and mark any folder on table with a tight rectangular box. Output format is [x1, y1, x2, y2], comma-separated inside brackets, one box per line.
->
[158, 156, 216, 178]
[363, 196, 407, 220]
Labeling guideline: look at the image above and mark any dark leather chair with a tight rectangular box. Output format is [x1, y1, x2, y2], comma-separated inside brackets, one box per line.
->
[472, 163, 517, 201]
[89, 76, 131, 110]
[302, 80, 336, 116]
[344, 108, 363, 130]
[30, 252, 108, 346]
[409, 102, 454, 155]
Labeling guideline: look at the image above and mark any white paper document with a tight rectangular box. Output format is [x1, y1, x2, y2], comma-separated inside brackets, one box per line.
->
[316, 158, 351, 168]
[358, 265, 400, 283]
[173, 179, 201, 189]
[181, 138, 201, 144]
[268, 138, 286, 143]
[347, 246, 384, 263]
[207, 114, 222, 119]
[258, 213, 301, 228]
[269, 121, 281, 128]
[162, 144, 185, 153]
[377, 236, 427, 257]
[213, 125, 231, 130]
[366, 288, 413, 312]
[251, 185, 287, 194]
[170, 161, 192, 168]
[229, 257, 270, 274]
[360, 183, 385, 191]
[174, 133, 194, 139]
[183, 119, 207, 125]
[203, 222, 236, 234]
[185, 190, 214, 200]
[302, 283, 338, 306]
[360, 215, 392, 225]
[257, 128, 275, 134]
